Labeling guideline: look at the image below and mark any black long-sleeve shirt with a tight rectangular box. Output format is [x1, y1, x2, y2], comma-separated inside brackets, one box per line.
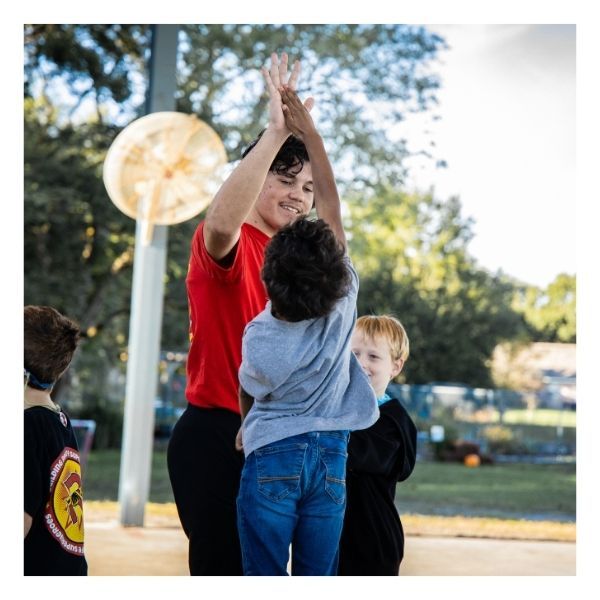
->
[338, 398, 417, 575]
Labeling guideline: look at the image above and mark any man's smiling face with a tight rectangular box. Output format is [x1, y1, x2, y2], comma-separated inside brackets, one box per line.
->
[250, 162, 314, 236]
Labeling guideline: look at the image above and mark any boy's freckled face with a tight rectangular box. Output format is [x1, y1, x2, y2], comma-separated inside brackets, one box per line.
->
[351, 332, 403, 398]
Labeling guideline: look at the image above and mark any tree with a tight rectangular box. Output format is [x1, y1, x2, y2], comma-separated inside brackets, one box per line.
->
[24, 24, 150, 123]
[25, 24, 446, 186]
[177, 24, 446, 190]
[346, 185, 529, 387]
[513, 273, 576, 343]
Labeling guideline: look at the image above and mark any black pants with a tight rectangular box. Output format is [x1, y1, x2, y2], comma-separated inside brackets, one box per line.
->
[167, 405, 244, 575]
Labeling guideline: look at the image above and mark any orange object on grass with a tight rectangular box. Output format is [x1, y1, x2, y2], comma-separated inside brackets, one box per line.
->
[464, 453, 481, 468]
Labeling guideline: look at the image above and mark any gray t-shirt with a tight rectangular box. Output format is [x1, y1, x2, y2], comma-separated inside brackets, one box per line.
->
[239, 257, 378, 457]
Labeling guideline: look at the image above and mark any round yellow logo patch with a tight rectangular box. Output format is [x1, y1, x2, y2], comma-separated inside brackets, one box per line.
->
[44, 447, 85, 555]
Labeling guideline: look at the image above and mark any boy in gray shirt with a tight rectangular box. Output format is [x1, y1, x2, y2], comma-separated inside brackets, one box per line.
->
[235, 87, 378, 576]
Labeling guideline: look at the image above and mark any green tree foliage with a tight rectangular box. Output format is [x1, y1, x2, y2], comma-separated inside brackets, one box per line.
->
[347, 186, 529, 387]
[24, 24, 150, 119]
[25, 24, 446, 183]
[513, 274, 576, 343]
[177, 24, 446, 189]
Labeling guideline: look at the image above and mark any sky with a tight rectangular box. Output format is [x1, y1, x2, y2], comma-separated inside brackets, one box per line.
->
[401, 24, 575, 289]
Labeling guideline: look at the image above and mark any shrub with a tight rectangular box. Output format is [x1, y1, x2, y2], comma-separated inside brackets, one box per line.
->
[481, 425, 527, 455]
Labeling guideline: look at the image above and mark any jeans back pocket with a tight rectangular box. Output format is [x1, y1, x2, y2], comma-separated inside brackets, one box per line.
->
[255, 442, 308, 502]
[320, 443, 348, 505]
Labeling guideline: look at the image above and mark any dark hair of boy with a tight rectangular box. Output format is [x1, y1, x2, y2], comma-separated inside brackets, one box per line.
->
[24, 306, 80, 389]
[261, 217, 350, 322]
[242, 129, 310, 176]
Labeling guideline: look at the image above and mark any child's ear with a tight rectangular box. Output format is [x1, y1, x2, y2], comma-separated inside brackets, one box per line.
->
[390, 358, 404, 379]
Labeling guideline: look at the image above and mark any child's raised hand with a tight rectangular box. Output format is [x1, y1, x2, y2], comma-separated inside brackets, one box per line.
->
[280, 86, 317, 141]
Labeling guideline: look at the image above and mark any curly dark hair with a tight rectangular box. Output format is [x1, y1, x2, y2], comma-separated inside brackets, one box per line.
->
[24, 305, 80, 388]
[262, 218, 351, 322]
[242, 129, 309, 175]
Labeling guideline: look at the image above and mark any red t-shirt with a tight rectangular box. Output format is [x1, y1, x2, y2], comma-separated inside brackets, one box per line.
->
[185, 221, 270, 413]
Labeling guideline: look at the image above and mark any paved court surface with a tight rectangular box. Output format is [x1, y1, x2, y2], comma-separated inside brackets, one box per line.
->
[85, 520, 575, 576]
[401, 535, 575, 575]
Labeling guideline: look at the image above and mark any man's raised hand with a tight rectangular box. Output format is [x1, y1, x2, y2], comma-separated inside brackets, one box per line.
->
[261, 52, 314, 133]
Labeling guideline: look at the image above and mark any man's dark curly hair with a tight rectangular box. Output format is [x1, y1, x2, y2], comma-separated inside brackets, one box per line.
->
[242, 129, 309, 175]
[262, 217, 351, 322]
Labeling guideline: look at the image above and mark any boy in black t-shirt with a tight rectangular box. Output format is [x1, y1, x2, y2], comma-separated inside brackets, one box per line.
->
[24, 305, 87, 575]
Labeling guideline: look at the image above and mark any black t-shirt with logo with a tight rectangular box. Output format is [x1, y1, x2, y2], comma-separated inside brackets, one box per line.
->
[24, 407, 88, 575]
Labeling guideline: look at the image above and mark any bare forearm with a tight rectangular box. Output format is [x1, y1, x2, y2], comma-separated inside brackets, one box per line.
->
[205, 127, 289, 257]
[208, 127, 288, 231]
[303, 133, 346, 247]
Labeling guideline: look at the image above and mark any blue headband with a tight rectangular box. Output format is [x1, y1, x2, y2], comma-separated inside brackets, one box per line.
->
[24, 369, 55, 390]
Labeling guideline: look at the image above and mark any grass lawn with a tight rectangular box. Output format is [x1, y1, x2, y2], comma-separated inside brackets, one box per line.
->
[84, 448, 576, 522]
[485, 408, 576, 428]
[84, 448, 174, 504]
[397, 460, 575, 521]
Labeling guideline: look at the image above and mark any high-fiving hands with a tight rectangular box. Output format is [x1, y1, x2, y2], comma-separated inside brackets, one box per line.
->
[280, 87, 318, 142]
[261, 52, 314, 135]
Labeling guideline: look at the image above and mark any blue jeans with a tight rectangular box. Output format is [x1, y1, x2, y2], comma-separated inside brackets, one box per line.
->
[237, 430, 349, 576]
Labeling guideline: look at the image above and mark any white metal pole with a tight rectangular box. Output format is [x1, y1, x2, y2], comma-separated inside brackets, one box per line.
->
[118, 24, 179, 526]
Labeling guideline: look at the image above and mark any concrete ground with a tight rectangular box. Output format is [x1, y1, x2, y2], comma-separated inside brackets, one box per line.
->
[85, 520, 575, 576]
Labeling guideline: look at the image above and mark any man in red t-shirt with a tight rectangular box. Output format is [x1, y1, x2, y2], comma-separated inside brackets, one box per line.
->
[167, 52, 315, 575]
